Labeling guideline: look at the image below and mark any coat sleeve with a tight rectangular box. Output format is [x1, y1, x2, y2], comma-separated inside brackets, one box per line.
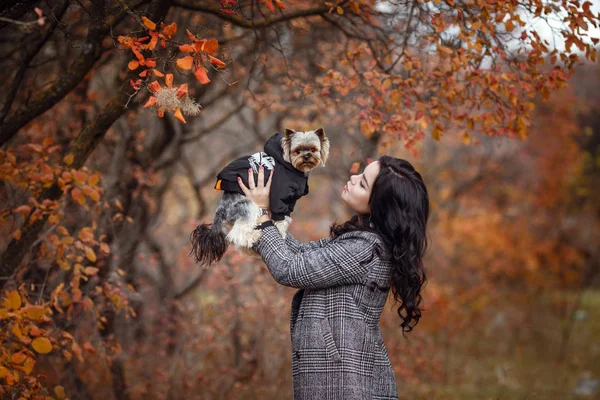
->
[284, 232, 331, 254]
[255, 225, 378, 289]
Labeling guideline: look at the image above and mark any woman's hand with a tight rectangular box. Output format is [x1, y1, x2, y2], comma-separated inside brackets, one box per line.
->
[238, 166, 273, 210]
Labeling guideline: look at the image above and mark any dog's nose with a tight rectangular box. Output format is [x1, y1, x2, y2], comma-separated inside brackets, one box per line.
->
[303, 154, 311, 160]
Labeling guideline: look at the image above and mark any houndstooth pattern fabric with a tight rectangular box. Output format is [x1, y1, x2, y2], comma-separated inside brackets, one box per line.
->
[256, 226, 399, 400]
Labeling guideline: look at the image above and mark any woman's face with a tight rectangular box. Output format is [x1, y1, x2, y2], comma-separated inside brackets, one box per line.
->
[341, 161, 381, 214]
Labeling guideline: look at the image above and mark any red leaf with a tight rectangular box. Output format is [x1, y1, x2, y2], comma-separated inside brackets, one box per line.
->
[194, 66, 210, 84]
[143, 96, 157, 108]
[173, 108, 186, 123]
[209, 55, 226, 68]
[148, 81, 161, 93]
[176, 84, 188, 98]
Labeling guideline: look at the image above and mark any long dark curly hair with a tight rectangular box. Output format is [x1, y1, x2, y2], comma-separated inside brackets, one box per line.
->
[330, 156, 430, 334]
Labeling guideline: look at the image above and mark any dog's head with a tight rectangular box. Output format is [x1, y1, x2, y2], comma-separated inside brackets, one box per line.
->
[281, 128, 330, 173]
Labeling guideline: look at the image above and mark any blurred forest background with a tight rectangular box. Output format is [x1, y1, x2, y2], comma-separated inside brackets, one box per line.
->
[0, 0, 599, 399]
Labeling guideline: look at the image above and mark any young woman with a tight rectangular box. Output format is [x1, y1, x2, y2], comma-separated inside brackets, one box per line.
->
[238, 156, 430, 399]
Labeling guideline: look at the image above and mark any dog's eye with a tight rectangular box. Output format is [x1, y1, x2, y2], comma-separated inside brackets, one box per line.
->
[294, 150, 300, 155]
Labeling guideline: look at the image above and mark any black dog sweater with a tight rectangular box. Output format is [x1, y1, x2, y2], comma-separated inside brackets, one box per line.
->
[214, 133, 309, 221]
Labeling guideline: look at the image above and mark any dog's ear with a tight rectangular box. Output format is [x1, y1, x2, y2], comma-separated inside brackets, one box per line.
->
[315, 128, 329, 166]
[281, 128, 295, 163]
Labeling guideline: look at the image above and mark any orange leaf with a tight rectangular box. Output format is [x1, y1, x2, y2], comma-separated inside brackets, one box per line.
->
[194, 66, 210, 84]
[63, 153, 74, 166]
[14, 205, 31, 216]
[4, 291, 22, 310]
[143, 96, 157, 108]
[88, 173, 100, 186]
[179, 44, 196, 53]
[23, 305, 46, 320]
[84, 267, 99, 276]
[78, 227, 94, 243]
[148, 81, 161, 93]
[203, 38, 219, 55]
[177, 56, 194, 70]
[265, 0, 275, 12]
[209, 55, 226, 68]
[12, 229, 22, 241]
[162, 22, 177, 38]
[176, 84, 188, 99]
[11, 352, 27, 365]
[100, 243, 110, 254]
[165, 73, 173, 87]
[128, 60, 139, 70]
[142, 16, 156, 31]
[157, 108, 165, 118]
[145, 58, 156, 68]
[152, 69, 164, 77]
[148, 35, 158, 51]
[85, 247, 97, 263]
[349, 162, 360, 174]
[73, 170, 87, 184]
[54, 386, 66, 400]
[173, 108, 186, 124]
[186, 29, 197, 41]
[32, 337, 52, 354]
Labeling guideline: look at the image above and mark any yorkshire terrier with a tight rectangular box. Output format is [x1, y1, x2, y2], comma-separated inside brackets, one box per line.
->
[190, 128, 329, 267]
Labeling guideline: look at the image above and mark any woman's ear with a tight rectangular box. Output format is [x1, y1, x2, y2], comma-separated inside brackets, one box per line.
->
[315, 128, 329, 166]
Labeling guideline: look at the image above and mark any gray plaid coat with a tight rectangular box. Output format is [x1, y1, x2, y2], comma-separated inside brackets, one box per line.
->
[255, 225, 399, 399]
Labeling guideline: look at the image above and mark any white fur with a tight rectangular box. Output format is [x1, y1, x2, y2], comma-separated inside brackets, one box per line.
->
[274, 216, 292, 238]
[226, 202, 262, 248]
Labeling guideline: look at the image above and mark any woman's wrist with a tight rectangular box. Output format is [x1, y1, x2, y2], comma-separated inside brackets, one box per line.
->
[257, 214, 271, 224]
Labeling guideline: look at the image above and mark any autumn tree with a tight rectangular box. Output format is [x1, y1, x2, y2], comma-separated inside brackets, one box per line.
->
[0, 0, 598, 398]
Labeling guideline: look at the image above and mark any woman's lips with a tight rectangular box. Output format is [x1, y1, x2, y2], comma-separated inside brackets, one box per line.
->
[343, 183, 348, 192]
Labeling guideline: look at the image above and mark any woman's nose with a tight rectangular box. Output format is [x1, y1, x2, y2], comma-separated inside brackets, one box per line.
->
[350, 175, 357, 184]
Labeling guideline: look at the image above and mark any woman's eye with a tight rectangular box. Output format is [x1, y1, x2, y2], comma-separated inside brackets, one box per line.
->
[360, 182, 365, 188]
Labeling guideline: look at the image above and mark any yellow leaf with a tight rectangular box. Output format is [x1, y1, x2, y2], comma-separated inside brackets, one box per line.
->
[21, 357, 35, 375]
[176, 56, 194, 70]
[60, 236, 74, 245]
[84, 267, 99, 276]
[55, 386, 66, 399]
[432, 127, 443, 140]
[57, 259, 70, 271]
[63, 153, 74, 166]
[141, 16, 156, 31]
[0, 366, 9, 379]
[85, 247, 97, 263]
[336, 6, 343, 14]
[32, 337, 53, 354]
[11, 325, 24, 339]
[4, 291, 22, 310]
[89, 173, 100, 186]
[23, 305, 46, 320]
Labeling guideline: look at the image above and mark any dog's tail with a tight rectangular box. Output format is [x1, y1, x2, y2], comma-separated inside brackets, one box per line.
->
[189, 220, 227, 268]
